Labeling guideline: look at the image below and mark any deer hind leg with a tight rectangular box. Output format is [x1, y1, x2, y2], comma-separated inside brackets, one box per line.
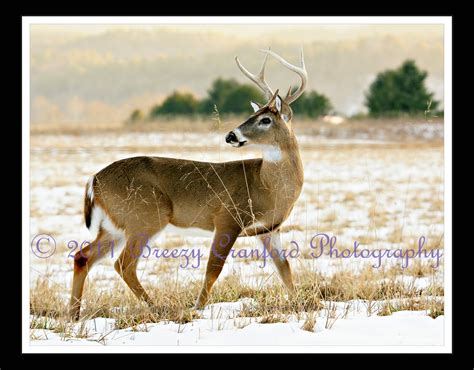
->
[114, 231, 162, 306]
[69, 229, 116, 321]
[259, 232, 295, 292]
[195, 227, 241, 309]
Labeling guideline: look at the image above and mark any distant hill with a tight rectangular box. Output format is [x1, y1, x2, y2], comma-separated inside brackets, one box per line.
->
[30, 25, 444, 125]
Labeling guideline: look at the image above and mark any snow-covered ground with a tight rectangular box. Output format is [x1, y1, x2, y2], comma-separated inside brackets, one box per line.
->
[30, 299, 444, 346]
[28, 125, 445, 349]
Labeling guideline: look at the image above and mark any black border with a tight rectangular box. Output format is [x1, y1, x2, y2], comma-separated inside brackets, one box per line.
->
[14, 13, 457, 363]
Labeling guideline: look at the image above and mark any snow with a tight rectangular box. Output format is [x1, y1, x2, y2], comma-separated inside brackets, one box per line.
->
[30, 299, 444, 346]
[28, 127, 446, 350]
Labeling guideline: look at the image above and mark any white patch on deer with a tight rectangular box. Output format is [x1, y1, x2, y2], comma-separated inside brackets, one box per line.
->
[88, 204, 125, 241]
[259, 233, 286, 262]
[251, 221, 266, 228]
[271, 234, 286, 261]
[275, 95, 282, 112]
[250, 101, 260, 112]
[86, 176, 94, 201]
[243, 221, 267, 234]
[233, 128, 248, 147]
[255, 145, 282, 162]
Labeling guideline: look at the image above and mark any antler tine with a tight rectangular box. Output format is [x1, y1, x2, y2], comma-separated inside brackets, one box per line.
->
[300, 48, 306, 71]
[257, 47, 270, 79]
[285, 84, 293, 100]
[260, 48, 308, 105]
[235, 48, 274, 102]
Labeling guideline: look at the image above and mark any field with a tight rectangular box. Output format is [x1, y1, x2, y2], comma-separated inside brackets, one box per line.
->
[29, 118, 445, 347]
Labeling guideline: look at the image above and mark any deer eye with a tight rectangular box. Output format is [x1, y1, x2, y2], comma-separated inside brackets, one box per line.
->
[259, 117, 272, 125]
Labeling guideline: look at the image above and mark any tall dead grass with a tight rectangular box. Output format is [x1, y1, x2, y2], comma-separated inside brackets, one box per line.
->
[30, 263, 444, 338]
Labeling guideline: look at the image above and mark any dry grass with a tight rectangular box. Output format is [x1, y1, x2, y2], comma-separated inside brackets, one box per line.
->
[29, 120, 445, 339]
[301, 311, 317, 332]
[30, 262, 444, 339]
[259, 314, 289, 324]
[342, 191, 357, 203]
[378, 297, 444, 319]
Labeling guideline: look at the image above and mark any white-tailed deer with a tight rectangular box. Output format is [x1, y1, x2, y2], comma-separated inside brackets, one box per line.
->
[69, 49, 307, 320]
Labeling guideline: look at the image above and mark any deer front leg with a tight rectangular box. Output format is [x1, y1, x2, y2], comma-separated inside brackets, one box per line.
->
[195, 227, 240, 309]
[259, 232, 295, 292]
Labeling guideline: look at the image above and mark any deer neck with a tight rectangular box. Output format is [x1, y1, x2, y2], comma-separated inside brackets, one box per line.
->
[259, 131, 304, 203]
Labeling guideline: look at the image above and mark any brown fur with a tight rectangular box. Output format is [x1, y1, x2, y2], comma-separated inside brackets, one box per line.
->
[70, 56, 307, 320]
[84, 177, 94, 229]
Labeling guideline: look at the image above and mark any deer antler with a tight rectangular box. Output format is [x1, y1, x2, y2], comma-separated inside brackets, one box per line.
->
[260, 49, 307, 105]
[235, 47, 274, 102]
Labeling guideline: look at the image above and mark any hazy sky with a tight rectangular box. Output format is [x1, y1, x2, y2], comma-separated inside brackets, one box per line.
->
[33, 23, 443, 42]
[30, 23, 445, 124]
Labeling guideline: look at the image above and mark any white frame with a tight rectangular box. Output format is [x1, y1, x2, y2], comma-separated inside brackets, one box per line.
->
[22, 16, 452, 353]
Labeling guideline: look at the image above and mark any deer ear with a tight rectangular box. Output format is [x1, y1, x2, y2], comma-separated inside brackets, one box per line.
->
[267, 89, 280, 112]
[250, 101, 261, 113]
[275, 95, 282, 113]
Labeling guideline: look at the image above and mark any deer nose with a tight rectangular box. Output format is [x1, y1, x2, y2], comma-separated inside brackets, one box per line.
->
[225, 131, 238, 144]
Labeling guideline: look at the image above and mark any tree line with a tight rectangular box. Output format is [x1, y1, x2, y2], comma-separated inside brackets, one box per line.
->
[128, 60, 441, 123]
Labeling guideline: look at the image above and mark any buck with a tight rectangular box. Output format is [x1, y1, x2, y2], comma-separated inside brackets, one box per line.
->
[69, 49, 307, 320]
